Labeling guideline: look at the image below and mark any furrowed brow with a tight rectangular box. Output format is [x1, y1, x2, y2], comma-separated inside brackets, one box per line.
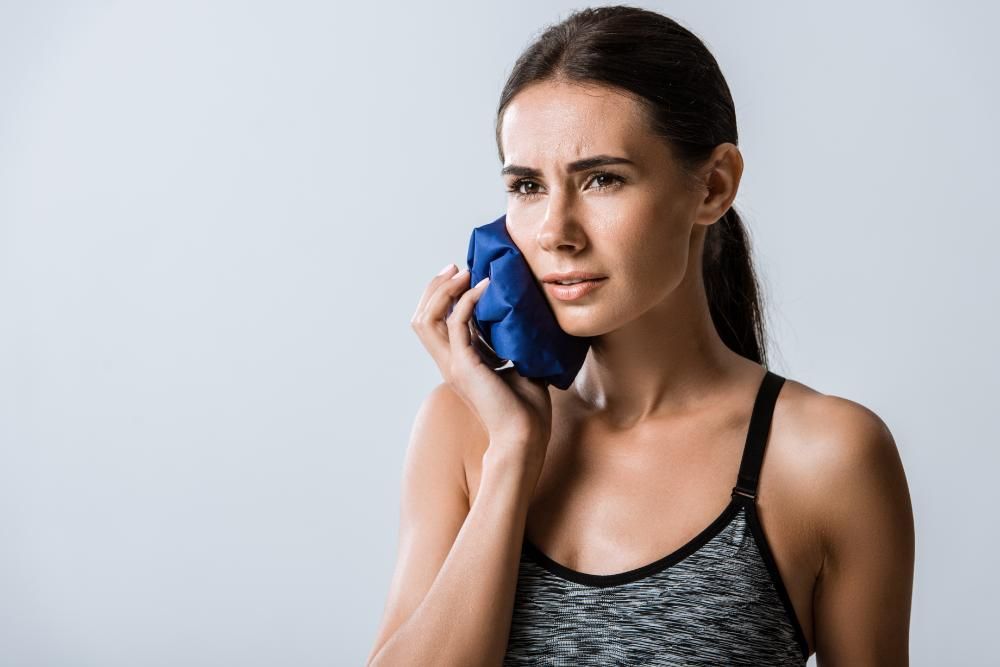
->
[501, 155, 635, 177]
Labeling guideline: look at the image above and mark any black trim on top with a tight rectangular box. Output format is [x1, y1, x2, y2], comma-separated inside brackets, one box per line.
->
[744, 500, 812, 661]
[517, 368, 809, 657]
[731, 370, 786, 500]
[521, 368, 787, 589]
[730, 369, 811, 660]
[521, 497, 741, 588]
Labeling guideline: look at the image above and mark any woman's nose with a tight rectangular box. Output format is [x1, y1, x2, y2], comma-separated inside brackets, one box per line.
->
[536, 192, 586, 252]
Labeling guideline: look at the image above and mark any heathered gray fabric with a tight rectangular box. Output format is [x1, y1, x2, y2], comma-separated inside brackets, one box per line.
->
[502, 497, 809, 666]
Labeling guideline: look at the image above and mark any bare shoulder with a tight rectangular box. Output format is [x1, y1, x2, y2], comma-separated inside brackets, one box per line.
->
[770, 377, 913, 558]
[415, 382, 490, 505]
[773, 377, 900, 465]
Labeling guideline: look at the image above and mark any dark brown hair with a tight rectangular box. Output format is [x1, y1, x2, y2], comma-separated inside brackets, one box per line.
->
[495, 5, 770, 365]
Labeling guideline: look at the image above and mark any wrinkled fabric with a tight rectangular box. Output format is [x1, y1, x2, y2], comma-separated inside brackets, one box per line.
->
[464, 213, 592, 390]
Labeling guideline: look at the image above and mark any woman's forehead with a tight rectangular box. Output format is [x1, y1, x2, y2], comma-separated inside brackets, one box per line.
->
[501, 83, 653, 168]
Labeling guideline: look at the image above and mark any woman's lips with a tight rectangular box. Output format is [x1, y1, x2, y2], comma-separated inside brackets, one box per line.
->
[544, 278, 608, 301]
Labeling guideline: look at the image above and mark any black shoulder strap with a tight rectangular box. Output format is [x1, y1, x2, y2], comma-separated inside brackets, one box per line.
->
[731, 370, 786, 502]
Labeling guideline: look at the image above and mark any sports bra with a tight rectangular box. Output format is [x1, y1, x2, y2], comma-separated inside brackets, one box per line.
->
[502, 369, 811, 665]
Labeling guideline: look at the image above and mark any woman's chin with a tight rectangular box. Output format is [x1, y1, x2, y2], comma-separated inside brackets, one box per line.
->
[555, 316, 606, 339]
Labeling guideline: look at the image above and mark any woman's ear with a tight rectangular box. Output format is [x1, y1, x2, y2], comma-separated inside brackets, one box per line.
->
[693, 142, 743, 226]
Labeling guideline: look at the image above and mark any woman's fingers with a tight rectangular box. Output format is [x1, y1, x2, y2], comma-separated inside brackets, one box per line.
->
[410, 263, 458, 322]
[410, 265, 483, 378]
[410, 266, 467, 349]
[446, 274, 490, 365]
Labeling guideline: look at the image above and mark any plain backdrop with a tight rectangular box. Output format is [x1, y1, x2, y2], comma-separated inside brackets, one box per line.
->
[1, 1, 997, 665]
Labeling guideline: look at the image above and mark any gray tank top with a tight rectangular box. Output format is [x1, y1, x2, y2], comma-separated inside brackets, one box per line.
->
[503, 370, 811, 665]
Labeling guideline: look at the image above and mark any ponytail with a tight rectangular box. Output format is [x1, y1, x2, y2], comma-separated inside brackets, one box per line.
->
[702, 207, 768, 365]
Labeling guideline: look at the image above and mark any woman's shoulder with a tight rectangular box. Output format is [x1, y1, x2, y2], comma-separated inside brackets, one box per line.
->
[773, 376, 900, 481]
[773, 375, 914, 655]
[415, 381, 491, 502]
[768, 375, 910, 552]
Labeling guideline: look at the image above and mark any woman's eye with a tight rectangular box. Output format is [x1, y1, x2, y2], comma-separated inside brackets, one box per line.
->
[507, 179, 541, 199]
[589, 172, 625, 191]
[505, 172, 625, 200]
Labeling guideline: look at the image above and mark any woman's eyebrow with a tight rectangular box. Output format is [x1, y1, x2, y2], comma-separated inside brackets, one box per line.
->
[500, 154, 635, 177]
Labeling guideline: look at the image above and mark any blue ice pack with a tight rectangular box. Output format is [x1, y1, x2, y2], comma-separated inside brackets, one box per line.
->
[464, 213, 592, 390]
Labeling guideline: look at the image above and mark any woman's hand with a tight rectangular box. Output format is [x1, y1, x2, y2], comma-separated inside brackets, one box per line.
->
[410, 263, 553, 468]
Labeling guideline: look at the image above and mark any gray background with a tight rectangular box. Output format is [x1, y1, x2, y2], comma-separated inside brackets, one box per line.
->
[1, 1, 996, 665]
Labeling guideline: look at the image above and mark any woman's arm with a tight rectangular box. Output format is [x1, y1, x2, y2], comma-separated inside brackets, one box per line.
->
[365, 382, 539, 666]
[811, 400, 915, 665]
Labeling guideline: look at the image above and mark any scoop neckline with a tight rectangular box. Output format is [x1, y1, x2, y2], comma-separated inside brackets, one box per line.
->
[520, 495, 746, 588]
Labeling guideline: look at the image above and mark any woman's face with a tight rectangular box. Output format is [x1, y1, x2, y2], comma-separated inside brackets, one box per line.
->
[499, 79, 720, 338]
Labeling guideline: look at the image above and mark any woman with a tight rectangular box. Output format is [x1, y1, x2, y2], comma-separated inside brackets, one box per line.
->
[367, 6, 914, 666]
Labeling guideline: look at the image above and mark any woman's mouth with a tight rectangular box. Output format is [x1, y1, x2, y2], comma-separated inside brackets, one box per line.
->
[543, 277, 608, 301]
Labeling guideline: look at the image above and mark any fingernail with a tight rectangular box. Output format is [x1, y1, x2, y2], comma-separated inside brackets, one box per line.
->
[475, 277, 490, 288]
[437, 263, 456, 276]
[450, 268, 469, 280]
